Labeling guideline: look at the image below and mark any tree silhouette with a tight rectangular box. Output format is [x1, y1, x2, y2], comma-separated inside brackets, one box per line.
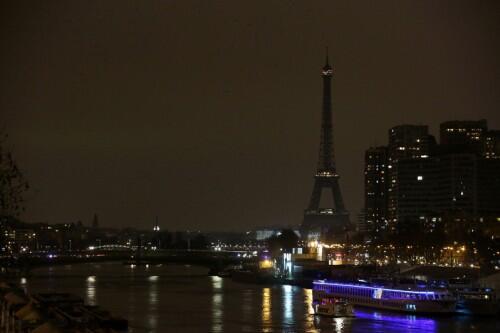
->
[0, 132, 29, 217]
[266, 229, 299, 257]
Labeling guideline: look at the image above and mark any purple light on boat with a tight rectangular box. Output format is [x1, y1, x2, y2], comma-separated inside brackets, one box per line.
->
[313, 281, 436, 296]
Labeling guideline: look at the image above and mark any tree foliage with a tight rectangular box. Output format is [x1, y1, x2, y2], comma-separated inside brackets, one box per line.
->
[267, 229, 299, 257]
[0, 133, 29, 217]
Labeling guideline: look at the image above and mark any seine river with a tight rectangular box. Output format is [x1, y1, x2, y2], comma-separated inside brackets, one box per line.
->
[21, 262, 499, 333]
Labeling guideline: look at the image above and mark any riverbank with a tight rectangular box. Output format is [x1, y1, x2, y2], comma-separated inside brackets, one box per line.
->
[0, 280, 127, 332]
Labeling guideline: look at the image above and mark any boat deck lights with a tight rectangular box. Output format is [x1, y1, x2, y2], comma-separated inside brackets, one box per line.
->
[313, 281, 437, 295]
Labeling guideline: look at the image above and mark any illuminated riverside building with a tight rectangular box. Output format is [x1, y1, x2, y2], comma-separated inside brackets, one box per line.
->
[477, 158, 500, 216]
[364, 147, 388, 239]
[388, 125, 432, 161]
[386, 125, 435, 229]
[395, 157, 441, 223]
[364, 120, 500, 240]
[440, 120, 487, 148]
[483, 130, 500, 159]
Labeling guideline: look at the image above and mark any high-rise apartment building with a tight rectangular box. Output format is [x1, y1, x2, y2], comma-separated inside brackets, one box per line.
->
[386, 125, 435, 227]
[439, 120, 488, 157]
[364, 120, 500, 240]
[484, 130, 500, 159]
[364, 146, 388, 239]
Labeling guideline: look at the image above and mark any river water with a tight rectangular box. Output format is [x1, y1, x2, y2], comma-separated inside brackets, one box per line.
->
[20, 262, 499, 332]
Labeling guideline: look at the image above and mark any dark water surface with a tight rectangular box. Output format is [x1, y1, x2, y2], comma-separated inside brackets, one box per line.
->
[21, 262, 499, 332]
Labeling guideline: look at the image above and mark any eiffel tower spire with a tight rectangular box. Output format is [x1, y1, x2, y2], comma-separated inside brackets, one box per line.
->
[318, 47, 335, 173]
[324, 46, 330, 68]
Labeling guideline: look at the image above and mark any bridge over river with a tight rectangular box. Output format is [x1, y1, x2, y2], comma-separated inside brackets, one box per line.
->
[0, 248, 257, 276]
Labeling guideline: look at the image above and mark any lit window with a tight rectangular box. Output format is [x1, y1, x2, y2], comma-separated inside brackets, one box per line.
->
[417, 175, 423, 181]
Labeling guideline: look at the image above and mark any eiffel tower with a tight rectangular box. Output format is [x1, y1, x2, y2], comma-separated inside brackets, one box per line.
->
[301, 51, 351, 241]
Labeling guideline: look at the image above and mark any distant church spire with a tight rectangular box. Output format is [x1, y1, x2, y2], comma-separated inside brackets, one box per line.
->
[92, 213, 99, 228]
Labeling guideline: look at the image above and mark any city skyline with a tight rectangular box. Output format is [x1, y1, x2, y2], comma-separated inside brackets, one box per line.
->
[2, 1, 500, 230]
[2, 3, 499, 332]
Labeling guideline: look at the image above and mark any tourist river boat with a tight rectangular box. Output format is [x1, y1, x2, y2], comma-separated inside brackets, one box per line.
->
[446, 278, 499, 315]
[313, 280, 457, 314]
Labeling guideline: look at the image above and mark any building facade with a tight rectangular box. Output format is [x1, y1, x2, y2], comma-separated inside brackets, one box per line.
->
[364, 146, 388, 239]
[386, 125, 435, 228]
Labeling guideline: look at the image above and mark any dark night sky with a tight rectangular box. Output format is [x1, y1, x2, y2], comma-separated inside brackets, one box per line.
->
[1, 1, 499, 231]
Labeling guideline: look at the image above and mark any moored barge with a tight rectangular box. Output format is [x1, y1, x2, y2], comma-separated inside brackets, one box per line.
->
[313, 280, 456, 314]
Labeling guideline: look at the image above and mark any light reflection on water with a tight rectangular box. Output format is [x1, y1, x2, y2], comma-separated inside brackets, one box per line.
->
[211, 276, 223, 332]
[22, 263, 499, 333]
[356, 309, 437, 332]
[334, 317, 345, 331]
[148, 275, 158, 330]
[242, 288, 253, 332]
[303, 288, 319, 332]
[86, 275, 96, 306]
[283, 285, 293, 323]
[262, 287, 272, 330]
